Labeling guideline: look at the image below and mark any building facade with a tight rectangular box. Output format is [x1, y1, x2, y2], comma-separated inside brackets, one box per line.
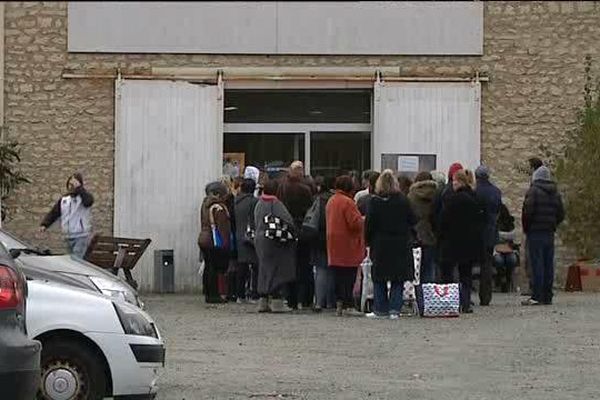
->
[3, 1, 599, 291]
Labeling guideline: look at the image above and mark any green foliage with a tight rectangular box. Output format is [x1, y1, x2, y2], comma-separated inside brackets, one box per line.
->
[555, 56, 600, 258]
[0, 139, 29, 221]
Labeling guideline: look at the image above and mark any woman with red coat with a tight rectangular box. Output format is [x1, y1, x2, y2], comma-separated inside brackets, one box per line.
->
[326, 175, 366, 316]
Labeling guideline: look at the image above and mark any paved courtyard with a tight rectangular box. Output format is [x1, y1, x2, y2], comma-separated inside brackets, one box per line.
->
[147, 292, 600, 400]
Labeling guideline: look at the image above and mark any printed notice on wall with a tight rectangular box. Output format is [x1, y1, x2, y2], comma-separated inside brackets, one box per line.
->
[398, 156, 419, 172]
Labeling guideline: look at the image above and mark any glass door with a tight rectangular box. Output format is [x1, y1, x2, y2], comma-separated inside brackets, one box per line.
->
[224, 132, 305, 178]
[310, 131, 371, 179]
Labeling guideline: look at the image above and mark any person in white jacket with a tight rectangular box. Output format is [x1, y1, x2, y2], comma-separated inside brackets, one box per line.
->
[40, 173, 94, 258]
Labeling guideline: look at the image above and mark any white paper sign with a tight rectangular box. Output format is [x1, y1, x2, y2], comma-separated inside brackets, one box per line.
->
[398, 156, 419, 172]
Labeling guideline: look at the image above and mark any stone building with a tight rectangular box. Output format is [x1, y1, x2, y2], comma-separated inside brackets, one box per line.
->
[2, 1, 598, 291]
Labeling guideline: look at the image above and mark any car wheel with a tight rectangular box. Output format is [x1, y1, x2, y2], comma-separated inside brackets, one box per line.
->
[38, 339, 107, 400]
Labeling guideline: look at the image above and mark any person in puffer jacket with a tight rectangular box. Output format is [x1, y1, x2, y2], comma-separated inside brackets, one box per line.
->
[40, 173, 94, 258]
[521, 166, 565, 306]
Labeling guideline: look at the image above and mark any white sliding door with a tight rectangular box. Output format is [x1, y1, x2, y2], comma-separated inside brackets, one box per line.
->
[115, 80, 223, 292]
[373, 82, 481, 174]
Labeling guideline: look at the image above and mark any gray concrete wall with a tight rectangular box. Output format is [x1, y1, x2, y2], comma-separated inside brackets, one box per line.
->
[67, 1, 483, 55]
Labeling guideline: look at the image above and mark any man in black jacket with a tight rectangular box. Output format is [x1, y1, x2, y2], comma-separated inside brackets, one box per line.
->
[521, 166, 565, 306]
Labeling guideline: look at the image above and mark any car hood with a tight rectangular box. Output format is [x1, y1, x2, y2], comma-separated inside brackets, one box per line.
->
[18, 254, 134, 289]
[21, 262, 95, 291]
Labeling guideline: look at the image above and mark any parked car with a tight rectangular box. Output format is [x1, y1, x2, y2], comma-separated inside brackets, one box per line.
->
[27, 277, 164, 399]
[0, 241, 41, 399]
[0, 229, 142, 307]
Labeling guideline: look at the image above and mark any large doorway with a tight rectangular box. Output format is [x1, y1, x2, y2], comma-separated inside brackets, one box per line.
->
[223, 90, 372, 178]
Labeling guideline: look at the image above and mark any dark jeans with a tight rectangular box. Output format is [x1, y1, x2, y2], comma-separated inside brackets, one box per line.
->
[527, 231, 555, 304]
[441, 260, 473, 311]
[286, 241, 314, 308]
[331, 266, 357, 307]
[202, 248, 229, 302]
[314, 252, 336, 308]
[420, 245, 436, 284]
[494, 253, 518, 292]
[479, 247, 494, 306]
[236, 262, 258, 300]
[373, 281, 403, 316]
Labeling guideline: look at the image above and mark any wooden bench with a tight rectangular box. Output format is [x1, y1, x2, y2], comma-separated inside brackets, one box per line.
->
[83, 235, 151, 290]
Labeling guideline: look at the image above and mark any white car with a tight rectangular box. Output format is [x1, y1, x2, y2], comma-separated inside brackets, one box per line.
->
[0, 229, 142, 307]
[27, 278, 164, 399]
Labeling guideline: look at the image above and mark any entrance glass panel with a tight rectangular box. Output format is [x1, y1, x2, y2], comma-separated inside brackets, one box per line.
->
[310, 132, 370, 178]
[224, 132, 305, 178]
[225, 90, 371, 123]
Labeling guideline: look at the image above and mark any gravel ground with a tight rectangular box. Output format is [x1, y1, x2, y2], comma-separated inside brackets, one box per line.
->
[146, 292, 600, 400]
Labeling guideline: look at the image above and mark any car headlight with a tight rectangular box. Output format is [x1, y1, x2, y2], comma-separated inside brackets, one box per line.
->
[89, 276, 141, 308]
[113, 302, 158, 338]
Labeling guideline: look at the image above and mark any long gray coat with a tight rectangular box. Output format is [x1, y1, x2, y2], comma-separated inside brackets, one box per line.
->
[234, 193, 258, 264]
[254, 197, 297, 295]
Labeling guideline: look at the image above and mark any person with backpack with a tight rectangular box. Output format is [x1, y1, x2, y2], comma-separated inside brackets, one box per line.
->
[198, 181, 233, 304]
[306, 176, 336, 312]
[234, 178, 259, 303]
[254, 179, 297, 313]
[40, 173, 95, 258]
[521, 166, 565, 306]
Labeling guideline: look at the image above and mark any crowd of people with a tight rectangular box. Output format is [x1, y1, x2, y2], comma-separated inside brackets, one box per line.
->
[197, 157, 564, 318]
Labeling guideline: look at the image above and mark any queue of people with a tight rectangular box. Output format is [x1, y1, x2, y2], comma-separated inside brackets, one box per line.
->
[196, 157, 564, 317]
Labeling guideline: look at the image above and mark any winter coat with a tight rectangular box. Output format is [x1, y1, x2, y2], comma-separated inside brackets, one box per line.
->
[308, 191, 333, 265]
[41, 187, 94, 239]
[357, 193, 373, 216]
[198, 195, 232, 251]
[277, 175, 314, 228]
[234, 193, 258, 264]
[475, 178, 502, 248]
[440, 186, 486, 264]
[407, 180, 438, 246]
[522, 180, 565, 234]
[432, 182, 454, 238]
[223, 193, 237, 256]
[326, 191, 365, 267]
[366, 193, 417, 282]
[254, 195, 297, 295]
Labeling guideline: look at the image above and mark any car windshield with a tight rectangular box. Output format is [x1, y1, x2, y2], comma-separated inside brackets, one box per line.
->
[0, 229, 53, 255]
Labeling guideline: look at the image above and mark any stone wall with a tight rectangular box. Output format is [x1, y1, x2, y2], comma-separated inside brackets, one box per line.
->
[4, 1, 600, 286]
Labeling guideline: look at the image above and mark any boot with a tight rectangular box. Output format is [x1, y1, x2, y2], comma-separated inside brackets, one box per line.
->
[257, 297, 270, 313]
[270, 298, 292, 313]
[336, 301, 344, 317]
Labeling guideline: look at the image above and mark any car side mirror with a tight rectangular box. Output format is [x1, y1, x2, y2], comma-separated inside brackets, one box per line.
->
[9, 248, 21, 259]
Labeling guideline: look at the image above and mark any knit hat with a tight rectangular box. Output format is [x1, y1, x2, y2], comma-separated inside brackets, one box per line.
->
[532, 166, 553, 182]
[448, 162, 464, 180]
[244, 166, 260, 184]
[475, 165, 490, 180]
